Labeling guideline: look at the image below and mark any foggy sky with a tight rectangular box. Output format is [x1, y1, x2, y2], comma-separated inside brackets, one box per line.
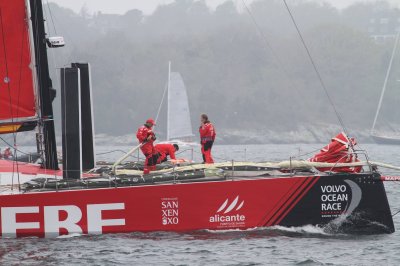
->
[48, 0, 400, 15]
[37, 0, 400, 142]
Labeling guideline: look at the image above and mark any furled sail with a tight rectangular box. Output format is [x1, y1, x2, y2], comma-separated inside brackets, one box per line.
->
[167, 72, 194, 141]
[0, 0, 37, 133]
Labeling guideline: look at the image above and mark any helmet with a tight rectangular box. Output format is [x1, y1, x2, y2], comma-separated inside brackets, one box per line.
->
[146, 118, 156, 125]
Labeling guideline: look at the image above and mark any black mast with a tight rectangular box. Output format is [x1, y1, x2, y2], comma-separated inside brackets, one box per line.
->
[29, 0, 59, 170]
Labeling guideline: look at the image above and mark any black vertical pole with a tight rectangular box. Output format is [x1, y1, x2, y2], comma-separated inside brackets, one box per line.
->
[29, 0, 59, 170]
[72, 63, 96, 170]
[61, 67, 82, 179]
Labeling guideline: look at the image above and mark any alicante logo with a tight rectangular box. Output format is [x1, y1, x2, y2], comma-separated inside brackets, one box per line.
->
[209, 196, 246, 228]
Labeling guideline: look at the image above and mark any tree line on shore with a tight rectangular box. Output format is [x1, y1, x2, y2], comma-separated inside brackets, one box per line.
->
[45, 0, 400, 140]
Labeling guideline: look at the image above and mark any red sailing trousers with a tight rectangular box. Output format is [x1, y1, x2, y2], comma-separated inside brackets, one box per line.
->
[201, 141, 214, 164]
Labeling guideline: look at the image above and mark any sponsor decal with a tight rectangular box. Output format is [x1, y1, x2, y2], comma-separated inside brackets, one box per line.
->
[0, 203, 126, 238]
[382, 175, 400, 181]
[210, 196, 246, 228]
[161, 197, 179, 225]
[320, 180, 362, 218]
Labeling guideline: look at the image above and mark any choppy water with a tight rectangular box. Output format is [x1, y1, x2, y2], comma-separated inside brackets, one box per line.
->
[1, 144, 400, 265]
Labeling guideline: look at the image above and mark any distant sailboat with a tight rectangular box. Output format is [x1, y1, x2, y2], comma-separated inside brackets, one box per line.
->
[158, 61, 195, 143]
[371, 30, 400, 144]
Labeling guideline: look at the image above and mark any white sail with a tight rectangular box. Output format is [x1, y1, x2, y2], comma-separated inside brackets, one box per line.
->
[371, 30, 400, 134]
[167, 72, 194, 141]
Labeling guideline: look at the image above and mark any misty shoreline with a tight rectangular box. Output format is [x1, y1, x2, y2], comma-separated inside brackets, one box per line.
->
[39, 1, 400, 140]
[4, 123, 396, 147]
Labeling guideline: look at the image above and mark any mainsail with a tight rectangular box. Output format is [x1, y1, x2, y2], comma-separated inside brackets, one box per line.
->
[0, 0, 37, 133]
[167, 72, 194, 141]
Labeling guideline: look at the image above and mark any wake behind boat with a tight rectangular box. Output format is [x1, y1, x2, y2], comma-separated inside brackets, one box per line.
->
[0, 0, 398, 238]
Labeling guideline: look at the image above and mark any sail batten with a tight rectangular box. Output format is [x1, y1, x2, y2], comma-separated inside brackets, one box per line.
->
[0, 0, 37, 125]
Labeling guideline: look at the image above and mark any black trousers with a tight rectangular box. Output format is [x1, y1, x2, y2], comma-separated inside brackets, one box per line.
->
[146, 153, 160, 166]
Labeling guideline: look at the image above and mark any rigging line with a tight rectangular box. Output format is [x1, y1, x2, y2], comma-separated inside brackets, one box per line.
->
[12, 129, 21, 191]
[241, 0, 299, 85]
[11, 12, 31, 170]
[0, 137, 30, 155]
[191, 149, 233, 162]
[32, 1, 43, 119]
[155, 81, 169, 124]
[29, 1, 43, 157]
[41, 1, 77, 49]
[0, 10, 16, 125]
[0, 9, 22, 181]
[13, 147, 21, 191]
[43, 5, 61, 96]
[32, 1, 48, 165]
[241, 0, 315, 124]
[96, 150, 122, 156]
[15, 14, 27, 121]
[291, 146, 322, 159]
[282, 0, 348, 135]
[47, 127, 58, 177]
[27, 3, 41, 121]
[31, 1, 42, 120]
[62, 67, 68, 173]
[45, 0, 57, 35]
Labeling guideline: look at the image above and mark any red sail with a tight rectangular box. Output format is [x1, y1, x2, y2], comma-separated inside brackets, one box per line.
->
[0, 0, 36, 122]
[309, 132, 362, 173]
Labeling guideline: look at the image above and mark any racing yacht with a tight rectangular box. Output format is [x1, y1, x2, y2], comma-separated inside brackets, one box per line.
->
[0, 0, 396, 238]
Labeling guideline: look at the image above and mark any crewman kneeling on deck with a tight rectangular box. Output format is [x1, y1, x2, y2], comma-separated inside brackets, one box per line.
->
[155, 143, 179, 163]
[199, 114, 216, 164]
[136, 118, 159, 174]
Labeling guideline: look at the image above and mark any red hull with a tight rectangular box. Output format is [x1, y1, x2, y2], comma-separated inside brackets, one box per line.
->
[0, 173, 394, 237]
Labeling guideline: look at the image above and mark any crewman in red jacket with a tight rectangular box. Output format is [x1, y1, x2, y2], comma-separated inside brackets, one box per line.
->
[136, 118, 158, 174]
[199, 114, 216, 164]
[155, 143, 179, 163]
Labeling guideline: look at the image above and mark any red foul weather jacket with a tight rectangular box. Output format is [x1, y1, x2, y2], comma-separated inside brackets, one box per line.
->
[136, 125, 156, 156]
[155, 144, 176, 160]
[199, 122, 216, 144]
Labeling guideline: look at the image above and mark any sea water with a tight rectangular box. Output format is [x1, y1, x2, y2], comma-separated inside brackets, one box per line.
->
[0, 144, 399, 265]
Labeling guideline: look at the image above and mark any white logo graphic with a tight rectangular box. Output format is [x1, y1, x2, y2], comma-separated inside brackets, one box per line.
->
[210, 196, 246, 228]
[1, 203, 126, 238]
[216, 196, 244, 214]
[320, 180, 362, 218]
